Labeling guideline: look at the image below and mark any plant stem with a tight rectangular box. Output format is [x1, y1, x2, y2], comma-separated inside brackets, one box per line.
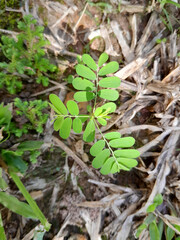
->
[9, 171, 51, 231]
[93, 119, 121, 169]
[93, 67, 99, 113]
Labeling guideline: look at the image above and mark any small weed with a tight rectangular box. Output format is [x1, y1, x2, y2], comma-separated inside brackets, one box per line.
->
[49, 53, 140, 175]
[0, 15, 57, 93]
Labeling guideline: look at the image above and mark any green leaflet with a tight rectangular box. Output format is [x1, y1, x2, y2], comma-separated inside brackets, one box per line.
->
[90, 140, 105, 157]
[72, 77, 95, 91]
[117, 158, 138, 170]
[83, 120, 95, 142]
[76, 64, 96, 80]
[98, 52, 109, 67]
[73, 118, 82, 133]
[147, 203, 157, 213]
[97, 117, 107, 126]
[100, 157, 114, 175]
[74, 91, 95, 102]
[60, 117, 72, 139]
[67, 100, 79, 115]
[94, 107, 103, 117]
[153, 193, 163, 206]
[82, 54, 97, 71]
[92, 149, 110, 169]
[149, 221, 160, 240]
[53, 117, 64, 131]
[98, 61, 119, 76]
[99, 76, 121, 88]
[101, 102, 117, 113]
[114, 149, 140, 158]
[17, 141, 43, 151]
[109, 137, 135, 148]
[49, 94, 67, 115]
[105, 132, 121, 140]
[0, 191, 37, 219]
[98, 89, 119, 101]
[110, 161, 119, 174]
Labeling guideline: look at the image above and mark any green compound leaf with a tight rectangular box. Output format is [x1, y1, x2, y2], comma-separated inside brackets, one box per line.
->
[49, 94, 67, 115]
[74, 91, 95, 102]
[117, 158, 138, 170]
[101, 102, 117, 113]
[90, 140, 105, 157]
[67, 100, 79, 115]
[98, 52, 109, 67]
[98, 89, 119, 101]
[98, 61, 119, 76]
[73, 117, 82, 133]
[0, 192, 37, 219]
[105, 132, 121, 140]
[149, 221, 160, 240]
[76, 64, 96, 80]
[83, 120, 95, 142]
[72, 77, 95, 91]
[53, 117, 64, 131]
[114, 149, 140, 158]
[99, 76, 121, 88]
[92, 149, 110, 169]
[109, 137, 135, 148]
[97, 117, 107, 126]
[60, 117, 72, 139]
[82, 54, 97, 71]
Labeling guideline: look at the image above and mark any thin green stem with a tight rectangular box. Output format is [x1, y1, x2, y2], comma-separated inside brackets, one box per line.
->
[9, 171, 51, 231]
[93, 67, 99, 113]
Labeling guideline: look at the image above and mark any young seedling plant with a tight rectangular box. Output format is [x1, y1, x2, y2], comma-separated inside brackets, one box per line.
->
[49, 53, 140, 175]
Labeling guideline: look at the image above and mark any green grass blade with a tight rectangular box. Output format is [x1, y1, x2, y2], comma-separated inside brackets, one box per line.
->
[0, 213, 7, 240]
[9, 171, 51, 231]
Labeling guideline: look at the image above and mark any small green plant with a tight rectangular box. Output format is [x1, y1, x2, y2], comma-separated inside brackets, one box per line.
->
[156, 0, 180, 32]
[49, 53, 140, 175]
[0, 139, 51, 239]
[13, 98, 48, 136]
[136, 194, 180, 240]
[0, 14, 57, 93]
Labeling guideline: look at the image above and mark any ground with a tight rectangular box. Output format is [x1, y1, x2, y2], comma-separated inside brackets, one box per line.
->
[0, 0, 180, 240]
